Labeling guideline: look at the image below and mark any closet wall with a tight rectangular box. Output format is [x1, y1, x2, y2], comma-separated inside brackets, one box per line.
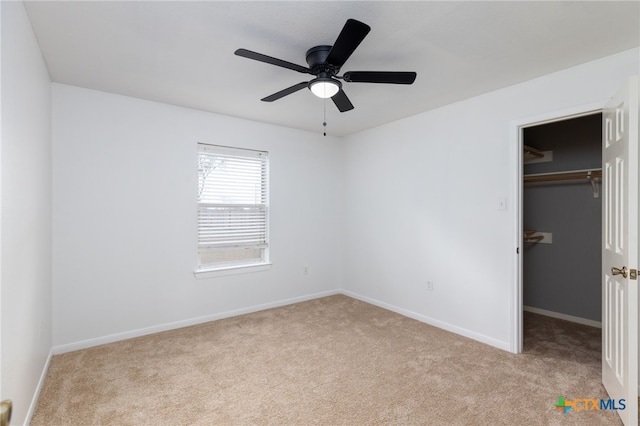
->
[523, 113, 602, 323]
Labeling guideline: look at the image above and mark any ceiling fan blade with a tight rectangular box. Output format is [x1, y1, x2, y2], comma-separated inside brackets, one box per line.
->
[326, 19, 371, 68]
[261, 82, 309, 102]
[331, 89, 354, 112]
[343, 71, 417, 84]
[235, 49, 312, 74]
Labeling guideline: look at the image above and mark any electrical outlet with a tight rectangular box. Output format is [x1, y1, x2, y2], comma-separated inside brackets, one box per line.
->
[427, 281, 434, 291]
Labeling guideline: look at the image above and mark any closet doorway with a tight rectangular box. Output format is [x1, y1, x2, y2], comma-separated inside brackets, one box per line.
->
[521, 112, 603, 348]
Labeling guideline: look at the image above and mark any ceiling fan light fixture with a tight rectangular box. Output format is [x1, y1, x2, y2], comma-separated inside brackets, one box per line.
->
[309, 78, 341, 98]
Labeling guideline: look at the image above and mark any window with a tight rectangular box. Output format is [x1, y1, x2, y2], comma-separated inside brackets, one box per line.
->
[196, 143, 269, 272]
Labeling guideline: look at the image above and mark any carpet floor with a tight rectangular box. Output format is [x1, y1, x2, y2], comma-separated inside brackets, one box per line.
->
[31, 295, 626, 425]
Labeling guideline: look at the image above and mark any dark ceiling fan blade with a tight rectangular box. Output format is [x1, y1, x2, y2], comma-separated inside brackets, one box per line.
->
[235, 49, 312, 74]
[331, 89, 354, 112]
[261, 82, 309, 102]
[326, 19, 371, 68]
[343, 71, 417, 84]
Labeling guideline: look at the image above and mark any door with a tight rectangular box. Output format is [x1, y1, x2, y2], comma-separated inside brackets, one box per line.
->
[602, 76, 638, 426]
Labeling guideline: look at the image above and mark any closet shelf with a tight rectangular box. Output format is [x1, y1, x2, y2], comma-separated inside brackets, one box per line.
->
[523, 145, 545, 159]
[524, 234, 544, 242]
[524, 230, 552, 244]
[523, 145, 553, 164]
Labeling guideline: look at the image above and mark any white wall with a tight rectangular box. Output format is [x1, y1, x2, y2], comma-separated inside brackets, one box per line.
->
[342, 48, 640, 350]
[52, 84, 343, 349]
[0, 1, 53, 424]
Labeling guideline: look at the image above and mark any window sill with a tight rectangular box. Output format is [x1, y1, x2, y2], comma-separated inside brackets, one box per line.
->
[193, 263, 272, 279]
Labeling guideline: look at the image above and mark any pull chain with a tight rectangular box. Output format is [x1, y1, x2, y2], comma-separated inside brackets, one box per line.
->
[323, 97, 327, 136]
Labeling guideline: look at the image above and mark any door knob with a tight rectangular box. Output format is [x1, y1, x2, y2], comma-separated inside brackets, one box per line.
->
[0, 400, 11, 426]
[611, 266, 628, 278]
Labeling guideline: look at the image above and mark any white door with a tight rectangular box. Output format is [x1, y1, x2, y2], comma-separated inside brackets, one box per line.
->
[602, 76, 638, 426]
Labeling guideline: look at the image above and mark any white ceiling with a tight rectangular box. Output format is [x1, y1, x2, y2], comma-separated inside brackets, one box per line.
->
[24, 1, 640, 136]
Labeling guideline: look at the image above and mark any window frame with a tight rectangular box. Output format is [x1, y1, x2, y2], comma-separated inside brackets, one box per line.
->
[194, 143, 270, 277]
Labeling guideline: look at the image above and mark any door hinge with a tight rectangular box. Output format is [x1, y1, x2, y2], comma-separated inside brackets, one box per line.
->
[631, 269, 637, 280]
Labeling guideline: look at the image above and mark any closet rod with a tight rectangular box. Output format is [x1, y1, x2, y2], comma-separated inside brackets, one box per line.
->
[523, 168, 602, 183]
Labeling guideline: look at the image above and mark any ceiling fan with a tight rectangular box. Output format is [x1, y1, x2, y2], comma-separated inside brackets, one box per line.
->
[234, 19, 417, 112]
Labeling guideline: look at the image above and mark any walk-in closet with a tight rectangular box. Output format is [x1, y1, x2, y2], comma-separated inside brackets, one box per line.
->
[522, 113, 603, 338]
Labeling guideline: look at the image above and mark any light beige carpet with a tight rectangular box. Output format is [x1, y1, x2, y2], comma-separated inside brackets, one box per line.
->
[32, 295, 625, 425]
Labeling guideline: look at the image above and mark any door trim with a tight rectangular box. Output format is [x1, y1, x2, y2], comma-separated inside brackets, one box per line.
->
[509, 100, 607, 354]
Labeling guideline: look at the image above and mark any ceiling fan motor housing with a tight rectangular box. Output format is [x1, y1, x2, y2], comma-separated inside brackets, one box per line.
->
[305, 45, 339, 76]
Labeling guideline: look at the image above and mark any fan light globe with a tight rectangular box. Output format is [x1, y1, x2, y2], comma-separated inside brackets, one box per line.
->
[309, 79, 340, 99]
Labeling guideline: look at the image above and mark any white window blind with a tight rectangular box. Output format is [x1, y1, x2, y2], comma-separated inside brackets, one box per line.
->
[197, 143, 268, 270]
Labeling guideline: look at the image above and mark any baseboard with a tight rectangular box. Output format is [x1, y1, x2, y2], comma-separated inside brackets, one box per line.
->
[341, 290, 511, 352]
[53, 289, 341, 354]
[523, 306, 601, 328]
[55, 291, 605, 356]
[24, 348, 53, 425]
